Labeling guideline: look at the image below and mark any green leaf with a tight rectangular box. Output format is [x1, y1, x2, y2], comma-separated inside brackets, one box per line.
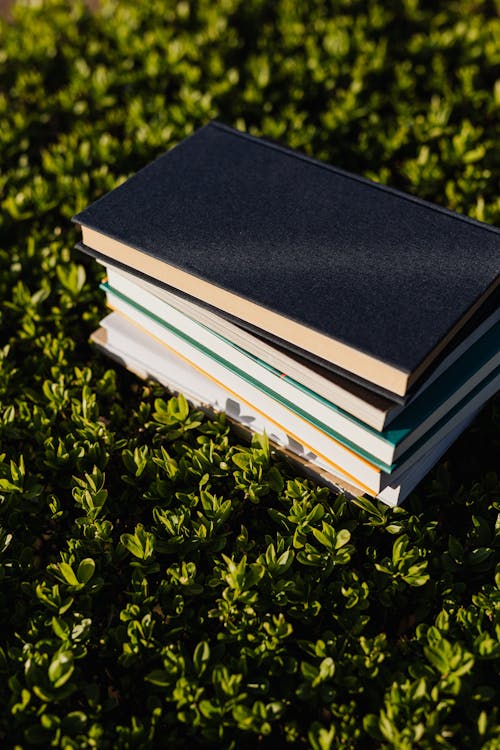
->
[56, 563, 80, 587]
[424, 645, 450, 674]
[232, 452, 252, 470]
[77, 558, 95, 584]
[48, 651, 74, 688]
[335, 528, 351, 549]
[145, 670, 171, 687]
[193, 641, 210, 675]
[121, 524, 155, 560]
[349, 495, 387, 522]
[308, 721, 336, 750]
[56, 263, 86, 295]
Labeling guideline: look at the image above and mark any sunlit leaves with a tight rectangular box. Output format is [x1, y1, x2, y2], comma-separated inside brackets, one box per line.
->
[0, 0, 499, 747]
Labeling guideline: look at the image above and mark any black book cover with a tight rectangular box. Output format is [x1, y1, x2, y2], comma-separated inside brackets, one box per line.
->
[73, 121, 500, 392]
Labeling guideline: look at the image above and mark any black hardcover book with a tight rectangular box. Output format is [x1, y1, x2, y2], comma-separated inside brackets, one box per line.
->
[73, 121, 500, 397]
[77, 241, 499, 411]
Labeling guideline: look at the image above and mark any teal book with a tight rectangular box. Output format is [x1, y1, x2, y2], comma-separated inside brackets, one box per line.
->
[101, 276, 499, 472]
[103, 262, 499, 432]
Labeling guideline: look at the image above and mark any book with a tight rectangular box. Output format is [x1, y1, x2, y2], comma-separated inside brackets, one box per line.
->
[94, 300, 500, 494]
[73, 121, 500, 398]
[101, 267, 500, 466]
[104, 264, 500, 430]
[90, 312, 480, 505]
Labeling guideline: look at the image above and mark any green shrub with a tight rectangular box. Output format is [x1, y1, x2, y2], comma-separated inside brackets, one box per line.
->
[0, 0, 499, 747]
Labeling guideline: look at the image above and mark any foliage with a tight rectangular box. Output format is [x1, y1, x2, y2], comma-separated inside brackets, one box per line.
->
[0, 0, 499, 747]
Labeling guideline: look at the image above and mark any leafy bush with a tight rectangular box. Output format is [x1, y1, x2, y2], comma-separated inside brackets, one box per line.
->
[0, 0, 499, 747]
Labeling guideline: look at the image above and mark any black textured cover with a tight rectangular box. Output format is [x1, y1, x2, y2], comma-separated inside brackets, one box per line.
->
[73, 121, 500, 374]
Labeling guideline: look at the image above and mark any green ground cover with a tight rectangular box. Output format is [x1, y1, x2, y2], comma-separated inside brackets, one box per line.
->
[0, 0, 499, 747]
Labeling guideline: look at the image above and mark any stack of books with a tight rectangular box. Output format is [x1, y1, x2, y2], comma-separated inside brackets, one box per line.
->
[73, 122, 499, 505]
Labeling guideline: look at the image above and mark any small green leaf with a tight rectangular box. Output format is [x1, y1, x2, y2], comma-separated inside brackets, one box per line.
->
[193, 641, 210, 675]
[48, 651, 74, 688]
[77, 558, 95, 584]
